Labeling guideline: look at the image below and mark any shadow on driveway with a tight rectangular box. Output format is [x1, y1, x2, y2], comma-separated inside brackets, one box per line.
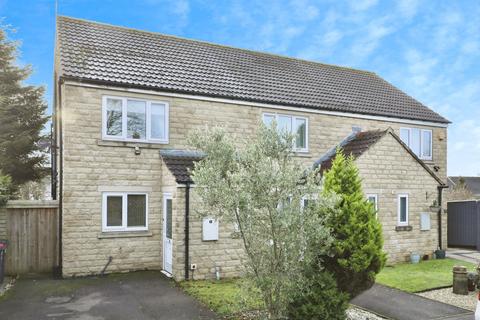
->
[352, 284, 474, 320]
[0, 271, 217, 320]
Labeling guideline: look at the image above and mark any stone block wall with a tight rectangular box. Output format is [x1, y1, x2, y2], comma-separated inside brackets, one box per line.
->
[59, 83, 448, 276]
[357, 133, 447, 262]
[172, 187, 245, 280]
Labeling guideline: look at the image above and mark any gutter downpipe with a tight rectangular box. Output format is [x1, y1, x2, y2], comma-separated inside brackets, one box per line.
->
[184, 182, 191, 280]
[437, 185, 448, 250]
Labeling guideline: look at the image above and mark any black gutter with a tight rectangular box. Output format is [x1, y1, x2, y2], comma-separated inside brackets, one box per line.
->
[184, 182, 191, 280]
[437, 185, 449, 250]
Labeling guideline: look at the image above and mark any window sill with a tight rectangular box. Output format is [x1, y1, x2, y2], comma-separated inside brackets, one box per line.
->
[294, 152, 312, 158]
[395, 225, 412, 232]
[97, 231, 153, 239]
[97, 139, 167, 149]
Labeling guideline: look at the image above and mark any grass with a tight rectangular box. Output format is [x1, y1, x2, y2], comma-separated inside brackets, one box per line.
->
[376, 258, 477, 293]
[179, 278, 263, 317]
[180, 258, 478, 318]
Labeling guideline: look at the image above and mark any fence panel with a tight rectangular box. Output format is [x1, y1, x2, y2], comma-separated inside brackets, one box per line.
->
[3, 201, 59, 275]
[447, 200, 479, 249]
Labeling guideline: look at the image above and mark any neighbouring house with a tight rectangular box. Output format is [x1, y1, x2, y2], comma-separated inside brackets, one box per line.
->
[447, 176, 480, 200]
[53, 16, 450, 280]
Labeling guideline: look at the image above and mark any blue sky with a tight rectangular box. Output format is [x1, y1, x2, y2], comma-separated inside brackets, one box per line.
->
[1, 0, 479, 176]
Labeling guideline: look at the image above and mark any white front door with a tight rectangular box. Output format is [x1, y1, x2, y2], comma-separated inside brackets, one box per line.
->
[163, 193, 173, 274]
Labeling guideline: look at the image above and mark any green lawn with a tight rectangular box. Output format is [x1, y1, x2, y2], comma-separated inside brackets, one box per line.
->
[376, 258, 477, 292]
[179, 258, 476, 318]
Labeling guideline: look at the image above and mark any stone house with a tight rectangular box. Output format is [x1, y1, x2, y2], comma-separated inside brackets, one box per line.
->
[53, 16, 450, 280]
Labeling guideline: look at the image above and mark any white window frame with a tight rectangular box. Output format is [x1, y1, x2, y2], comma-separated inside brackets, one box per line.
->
[102, 96, 169, 144]
[399, 127, 432, 161]
[301, 195, 318, 210]
[366, 194, 378, 212]
[397, 194, 409, 226]
[102, 192, 149, 232]
[262, 112, 309, 152]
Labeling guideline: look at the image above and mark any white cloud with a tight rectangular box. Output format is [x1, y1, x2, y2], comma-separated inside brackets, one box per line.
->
[290, 0, 319, 21]
[172, 0, 190, 17]
[349, 0, 378, 11]
[397, 0, 420, 18]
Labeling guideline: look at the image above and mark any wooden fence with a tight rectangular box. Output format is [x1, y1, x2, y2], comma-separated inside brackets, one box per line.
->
[0, 200, 59, 275]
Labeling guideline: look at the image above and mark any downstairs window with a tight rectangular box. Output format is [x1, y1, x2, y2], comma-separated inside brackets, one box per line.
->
[102, 192, 148, 232]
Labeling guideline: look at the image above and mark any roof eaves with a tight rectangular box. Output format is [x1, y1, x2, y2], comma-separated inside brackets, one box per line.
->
[59, 75, 451, 125]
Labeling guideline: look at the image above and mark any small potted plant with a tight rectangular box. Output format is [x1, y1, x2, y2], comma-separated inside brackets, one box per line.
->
[430, 200, 441, 212]
[410, 252, 421, 264]
[132, 132, 141, 139]
[435, 247, 446, 259]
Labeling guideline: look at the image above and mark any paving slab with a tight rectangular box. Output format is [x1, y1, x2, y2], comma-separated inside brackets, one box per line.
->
[351, 284, 474, 320]
[448, 248, 480, 265]
[0, 271, 217, 320]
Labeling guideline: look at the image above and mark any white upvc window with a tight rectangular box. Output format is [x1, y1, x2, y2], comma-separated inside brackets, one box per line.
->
[102, 192, 148, 232]
[399, 127, 432, 160]
[102, 96, 169, 144]
[367, 194, 378, 212]
[262, 113, 308, 152]
[397, 194, 409, 226]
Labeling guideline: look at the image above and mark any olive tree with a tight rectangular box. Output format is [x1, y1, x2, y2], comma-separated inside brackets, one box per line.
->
[188, 124, 336, 319]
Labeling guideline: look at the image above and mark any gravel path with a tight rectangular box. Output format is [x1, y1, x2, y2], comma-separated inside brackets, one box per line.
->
[417, 288, 477, 311]
[347, 306, 387, 319]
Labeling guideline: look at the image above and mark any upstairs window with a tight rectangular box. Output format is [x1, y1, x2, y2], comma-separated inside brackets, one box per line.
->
[103, 96, 169, 143]
[400, 127, 432, 160]
[262, 113, 308, 152]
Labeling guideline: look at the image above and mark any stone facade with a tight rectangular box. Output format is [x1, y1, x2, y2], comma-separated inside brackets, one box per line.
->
[58, 82, 448, 277]
[356, 133, 447, 262]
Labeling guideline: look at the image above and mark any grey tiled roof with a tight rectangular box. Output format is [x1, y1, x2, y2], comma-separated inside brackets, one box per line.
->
[316, 129, 445, 185]
[56, 16, 449, 124]
[160, 149, 204, 184]
[316, 130, 387, 173]
[448, 177, 480, 196]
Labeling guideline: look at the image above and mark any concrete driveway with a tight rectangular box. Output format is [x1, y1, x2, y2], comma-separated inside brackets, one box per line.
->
[0, 271, 217, 320]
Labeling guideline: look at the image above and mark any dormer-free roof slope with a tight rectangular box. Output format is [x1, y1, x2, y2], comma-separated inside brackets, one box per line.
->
[56, 16, 449, 124]
[315, 129, 445, 185]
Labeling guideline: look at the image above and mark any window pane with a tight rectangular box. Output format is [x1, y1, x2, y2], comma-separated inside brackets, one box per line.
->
[106, 98, 123, 136]
[400, 197, 407, 223]
[400, 128, 409, 145]
[263, 114, 275, 127]
[106, 196, 122, 227]
[411, 128, 421, 156]
[127, 195, 146, 227]
[295, 118, 306, 149]
[278, 115, 292, 133]
[368, 196, 376, 207]
[127, 100, 146, 139]
[422, 130, 432, 158]
[151, 103, 166, 140]
[166, 199, 172, 239]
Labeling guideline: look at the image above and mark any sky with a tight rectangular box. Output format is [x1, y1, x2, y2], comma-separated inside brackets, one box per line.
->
[1, 0, 479, 176]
